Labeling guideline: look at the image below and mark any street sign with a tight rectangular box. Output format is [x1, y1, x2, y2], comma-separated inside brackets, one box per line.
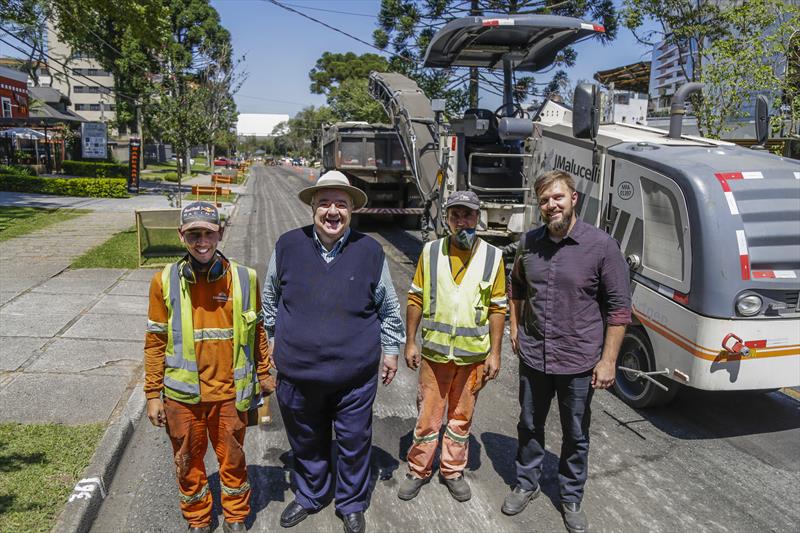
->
[81, 122, 107, 159]
[128, 138, 141, 193]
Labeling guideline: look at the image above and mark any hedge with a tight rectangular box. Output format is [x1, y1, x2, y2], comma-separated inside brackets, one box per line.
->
[62, 160, 128, 179]
[0, 173, 128, 198]
[0, 164, 36, 177]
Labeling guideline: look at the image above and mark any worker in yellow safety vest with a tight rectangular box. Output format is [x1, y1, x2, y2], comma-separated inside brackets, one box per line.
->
[144, 201, 274, 533]
[397, 190, 506, 503]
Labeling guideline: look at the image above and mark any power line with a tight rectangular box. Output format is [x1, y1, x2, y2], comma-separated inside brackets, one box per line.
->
[280, 2, 377, 18]
[0, 32, 140, 102]
[263, 0, 414, 63]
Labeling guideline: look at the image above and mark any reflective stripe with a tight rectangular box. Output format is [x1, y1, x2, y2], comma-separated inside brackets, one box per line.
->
[233, 361, 253, 381]
[413, 431, 439, 445]
[165, 356, 198, 372]
[235, 382, 253, 403]
[193, 328, 234, 341]
[146, 320, 167, 333]
[445, 426, 469, 444]
[221, 480, 251, 496]
[422, 319, 488, 337]
[180, 483, 209, 504]
[237, 265, 250, 311]
[482, 245, 496, 282]
[409, 283, 422, 294]
[169, 264, 183, 360]
[490, 297, 508, 306]
[422, 339, 488, 357]
[164, 376, 199, 396]
[428, 241, 440, 316]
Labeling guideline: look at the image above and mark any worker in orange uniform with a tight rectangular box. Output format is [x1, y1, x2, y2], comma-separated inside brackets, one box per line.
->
[144, 201, 274, 533]
[397, 191, 506, 503]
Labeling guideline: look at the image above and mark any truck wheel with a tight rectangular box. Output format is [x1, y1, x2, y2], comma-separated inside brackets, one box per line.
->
[613, 327, 679, 408]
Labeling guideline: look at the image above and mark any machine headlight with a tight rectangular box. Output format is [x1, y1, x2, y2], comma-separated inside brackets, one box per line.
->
[736, 294, 763, 316]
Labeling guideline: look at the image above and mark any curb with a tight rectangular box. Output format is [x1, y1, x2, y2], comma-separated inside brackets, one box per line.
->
[52, 385, 146, 533]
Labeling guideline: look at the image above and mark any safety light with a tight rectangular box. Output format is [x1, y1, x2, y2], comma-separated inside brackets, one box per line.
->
[736, 293, 762, 317]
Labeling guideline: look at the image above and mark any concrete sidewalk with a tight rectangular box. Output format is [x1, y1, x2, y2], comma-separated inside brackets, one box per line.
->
[0, 169, 244, 425]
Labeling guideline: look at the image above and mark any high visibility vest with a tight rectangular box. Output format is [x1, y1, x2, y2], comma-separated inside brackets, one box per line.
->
[161, 260, 259, 411]
[421, 237, 501, 364]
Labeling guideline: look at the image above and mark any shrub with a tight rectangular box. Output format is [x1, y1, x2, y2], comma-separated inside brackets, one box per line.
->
[0, 164, 36, 176]
[0, 173, 128, 198]
[62, 160, 128, 179]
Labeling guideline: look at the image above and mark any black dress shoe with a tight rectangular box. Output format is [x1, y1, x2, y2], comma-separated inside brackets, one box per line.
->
[342, 511, 365, 533]
[280, 500, 310, 528]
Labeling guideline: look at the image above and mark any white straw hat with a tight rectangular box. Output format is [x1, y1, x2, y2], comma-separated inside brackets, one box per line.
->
[298, 171, 368, 210]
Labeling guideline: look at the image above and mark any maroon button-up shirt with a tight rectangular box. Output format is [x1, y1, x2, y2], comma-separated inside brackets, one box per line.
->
[511, 219, 631, 375]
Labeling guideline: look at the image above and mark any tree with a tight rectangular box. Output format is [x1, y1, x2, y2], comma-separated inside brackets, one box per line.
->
[275, 106, 336, 160]
[622, 0, 799, 138]
[146, 0, 235, 196]
[308, 52, 389, 123]
[47, 0, 169, 134]
[374, 0, 617, 115]
[0, 0, 49, 86]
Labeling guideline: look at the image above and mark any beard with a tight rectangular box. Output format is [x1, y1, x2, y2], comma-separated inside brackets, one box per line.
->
[544, 205, 573, 234]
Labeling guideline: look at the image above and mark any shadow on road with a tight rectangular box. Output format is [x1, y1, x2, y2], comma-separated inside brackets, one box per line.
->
[621, 388, 800, 440]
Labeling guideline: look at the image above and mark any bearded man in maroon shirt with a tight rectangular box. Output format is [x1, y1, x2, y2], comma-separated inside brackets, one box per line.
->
[502, 170, 631, 533]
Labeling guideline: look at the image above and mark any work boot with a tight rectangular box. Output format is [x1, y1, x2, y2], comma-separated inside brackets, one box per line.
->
[442, 473, 471, 502]
[188, 526, 210, 533]
[223, 521, 246, 533]
[562, 502, 588, 533]
[501, 484, 541, 515]
[397, 473, 430, 501]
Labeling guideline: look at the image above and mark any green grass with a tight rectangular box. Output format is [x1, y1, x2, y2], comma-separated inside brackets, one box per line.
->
[0, 423, 105, 533]
[0, 207, 89, 242]
[183, 192, 236, 203]
[71, 226, 184, 268]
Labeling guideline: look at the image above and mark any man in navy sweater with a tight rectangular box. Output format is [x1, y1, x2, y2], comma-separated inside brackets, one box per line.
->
[262, 171, 405, 533]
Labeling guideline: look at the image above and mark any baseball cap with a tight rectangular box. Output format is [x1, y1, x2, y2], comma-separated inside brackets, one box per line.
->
[180, 201, 220, 232]
[444, 190, 480, 210]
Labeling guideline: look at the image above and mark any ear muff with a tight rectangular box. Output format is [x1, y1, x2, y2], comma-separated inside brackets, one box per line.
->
[180, 258, 197, 284]
[180, 254, 227, 284]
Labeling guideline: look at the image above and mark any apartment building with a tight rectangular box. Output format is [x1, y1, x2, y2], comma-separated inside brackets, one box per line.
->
[44, 22, 116, 128]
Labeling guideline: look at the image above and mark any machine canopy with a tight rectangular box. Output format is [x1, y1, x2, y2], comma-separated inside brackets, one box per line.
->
[423, 15, 604, 72]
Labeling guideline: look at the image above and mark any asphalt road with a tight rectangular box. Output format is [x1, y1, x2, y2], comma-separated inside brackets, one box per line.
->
[92, 164, 800, 533]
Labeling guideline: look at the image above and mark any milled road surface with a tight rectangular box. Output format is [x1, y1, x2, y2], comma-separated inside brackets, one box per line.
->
[92, 164, 800, 533]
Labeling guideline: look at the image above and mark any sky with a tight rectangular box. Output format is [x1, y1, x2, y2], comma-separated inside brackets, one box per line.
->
[213, 0, 658, 116]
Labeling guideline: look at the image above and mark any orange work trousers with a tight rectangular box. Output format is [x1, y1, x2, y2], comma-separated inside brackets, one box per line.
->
[164, 398, 250, 527]
[407, 358, 486, 480]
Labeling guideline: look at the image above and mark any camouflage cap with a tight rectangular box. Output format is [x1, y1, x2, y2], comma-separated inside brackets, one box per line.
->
[180, 201, 220, 232]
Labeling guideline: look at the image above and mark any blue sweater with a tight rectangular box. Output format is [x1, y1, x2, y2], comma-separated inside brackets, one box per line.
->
[273, 226, 384, 385]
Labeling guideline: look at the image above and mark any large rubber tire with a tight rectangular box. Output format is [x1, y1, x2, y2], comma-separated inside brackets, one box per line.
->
[613, 327, 680, 408]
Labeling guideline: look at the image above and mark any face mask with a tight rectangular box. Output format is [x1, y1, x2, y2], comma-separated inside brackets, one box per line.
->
[453, 228, 477, 250]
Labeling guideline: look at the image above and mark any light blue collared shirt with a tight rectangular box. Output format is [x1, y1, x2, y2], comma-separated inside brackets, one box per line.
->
[262, 227, 405, 355]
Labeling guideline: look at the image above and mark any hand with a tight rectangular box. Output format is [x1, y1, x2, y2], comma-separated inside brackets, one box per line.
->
[259, 374, 276, 396]
[404, 343, 421, 370]
[592, 359, 616, 389]
[381, 355, 398, 385]
[146, 398, 166, 427]
[510, 324, 519, 355]
[483, 353, 500, 381]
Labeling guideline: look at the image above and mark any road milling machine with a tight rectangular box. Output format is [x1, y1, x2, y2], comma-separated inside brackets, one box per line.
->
[370, 14, 800, 407]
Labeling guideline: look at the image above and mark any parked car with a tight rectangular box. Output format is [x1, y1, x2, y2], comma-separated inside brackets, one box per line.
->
[213, 157, 233, 167]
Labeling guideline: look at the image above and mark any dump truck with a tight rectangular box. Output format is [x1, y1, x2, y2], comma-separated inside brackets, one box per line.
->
[369, 14, 800, 407]
[321, 122, 422, 226]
